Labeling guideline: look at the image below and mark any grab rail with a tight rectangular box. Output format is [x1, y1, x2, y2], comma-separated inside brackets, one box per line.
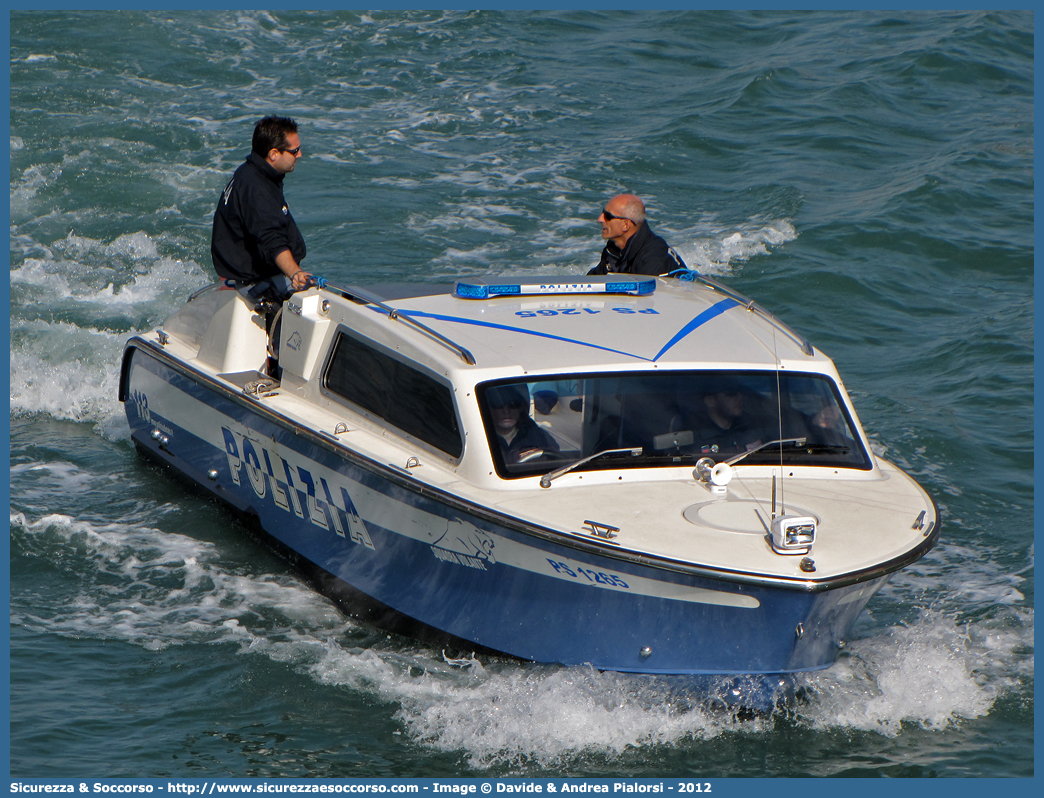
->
[186, 282, 223, 302]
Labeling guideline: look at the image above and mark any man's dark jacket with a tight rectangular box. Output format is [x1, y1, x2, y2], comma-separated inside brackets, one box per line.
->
[211, 152, 306, 283]
[496, 416, 561, 464]
[587, 220, 685, 276]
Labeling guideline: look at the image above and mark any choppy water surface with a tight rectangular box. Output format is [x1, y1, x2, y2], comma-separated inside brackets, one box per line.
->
[9, 10, 1033, 778]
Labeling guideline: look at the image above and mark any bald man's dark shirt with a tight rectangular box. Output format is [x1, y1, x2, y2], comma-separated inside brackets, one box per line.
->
[587, 221, 686, 276]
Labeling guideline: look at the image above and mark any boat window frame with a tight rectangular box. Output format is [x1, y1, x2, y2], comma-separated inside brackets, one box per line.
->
[478, 368, 873, 480]
[320, 326, 465, 462]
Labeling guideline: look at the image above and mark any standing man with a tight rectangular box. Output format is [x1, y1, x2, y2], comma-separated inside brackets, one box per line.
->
[587, 193, 687, 276]
[212, 115, 313, 303]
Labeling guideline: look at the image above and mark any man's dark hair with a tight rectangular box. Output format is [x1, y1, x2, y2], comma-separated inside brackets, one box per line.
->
[252, 116, 298, 157]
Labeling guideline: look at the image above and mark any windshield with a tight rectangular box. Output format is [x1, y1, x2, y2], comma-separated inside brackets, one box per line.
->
[479, 371, 871, 478]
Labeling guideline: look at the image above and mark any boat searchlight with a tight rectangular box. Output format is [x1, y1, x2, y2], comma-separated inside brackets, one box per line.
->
[769, 515, 816, 555]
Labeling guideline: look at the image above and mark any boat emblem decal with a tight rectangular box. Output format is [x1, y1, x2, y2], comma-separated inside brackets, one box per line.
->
[286, 331, 302, 351]
[377, 296, 739, 363]
[428, 518, 496, 570]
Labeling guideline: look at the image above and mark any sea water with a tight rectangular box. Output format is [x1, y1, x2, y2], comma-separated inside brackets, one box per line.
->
[8, 10, 1033, 778]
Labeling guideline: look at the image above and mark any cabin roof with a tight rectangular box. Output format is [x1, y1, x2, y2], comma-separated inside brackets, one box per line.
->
[337, 275, 827, 377]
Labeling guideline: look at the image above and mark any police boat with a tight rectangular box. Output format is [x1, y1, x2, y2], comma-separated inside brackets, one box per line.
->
[119, 274, 939, 674]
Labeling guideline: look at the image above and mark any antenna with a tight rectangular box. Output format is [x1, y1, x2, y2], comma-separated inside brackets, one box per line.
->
[773, 328, 786, 516]
[771, 472, 777, 519]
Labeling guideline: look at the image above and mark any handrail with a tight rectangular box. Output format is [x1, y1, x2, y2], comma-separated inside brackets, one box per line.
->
[186, 282, 223, 303]
[320, 281, 477, 366]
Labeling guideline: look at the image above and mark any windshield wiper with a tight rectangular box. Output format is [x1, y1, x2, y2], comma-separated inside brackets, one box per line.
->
[539, 447, 643, 489]
[695, 437, 805, 486]
[722, 437, 807, 466]
[722, 439, 853, 465]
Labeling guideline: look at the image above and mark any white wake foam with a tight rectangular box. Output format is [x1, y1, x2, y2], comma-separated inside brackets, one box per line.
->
[10, 320, 131, 439]
[674, 218, 798, 275]
[798, 607, 1031, 736]
[10, 230, 211, 438]
[10, 511, 350, 652]
[10, 231, 208, 308]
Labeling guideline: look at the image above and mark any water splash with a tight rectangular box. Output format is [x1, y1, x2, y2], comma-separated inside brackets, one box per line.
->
[798, 608, 1031, 736]
[10, 231, 207, 309]
[10, 320, 128, 437]
[675, 218, 798, 275]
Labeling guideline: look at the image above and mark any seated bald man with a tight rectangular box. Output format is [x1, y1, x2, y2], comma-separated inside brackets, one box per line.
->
[587, 194, 687, 276]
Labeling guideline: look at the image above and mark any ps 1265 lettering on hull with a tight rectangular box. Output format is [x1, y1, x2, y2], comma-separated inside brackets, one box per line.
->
[119, 275, 939, 674]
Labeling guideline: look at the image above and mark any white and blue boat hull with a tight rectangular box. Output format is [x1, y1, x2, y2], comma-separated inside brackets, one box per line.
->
[121, 341, 908, 675]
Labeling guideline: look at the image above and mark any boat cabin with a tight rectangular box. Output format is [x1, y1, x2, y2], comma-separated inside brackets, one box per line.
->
[162, 276, 866, 484]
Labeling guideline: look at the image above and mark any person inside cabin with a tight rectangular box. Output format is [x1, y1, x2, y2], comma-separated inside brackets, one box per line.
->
[587, 193, 687, 276]
[486, 384, 561, 465]
[211, 115, 313, 376]
[687, 376, 777, 456]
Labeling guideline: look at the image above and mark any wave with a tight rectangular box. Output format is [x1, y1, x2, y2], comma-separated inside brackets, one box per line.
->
[405, 208, 797, 275]
[673, 217, 797, 274]
[10, 231, 208, 306]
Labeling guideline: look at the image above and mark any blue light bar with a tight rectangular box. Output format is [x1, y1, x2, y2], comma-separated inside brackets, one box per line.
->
[454, 279, 656, 299]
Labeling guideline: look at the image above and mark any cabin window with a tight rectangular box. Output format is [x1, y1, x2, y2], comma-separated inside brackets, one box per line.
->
[323, 332, 463, 458]
[479, 371, 871, 479]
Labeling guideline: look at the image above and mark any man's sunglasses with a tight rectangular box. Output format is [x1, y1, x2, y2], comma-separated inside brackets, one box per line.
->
[601, 207, 636, 224]
[281, 146, 302, 155]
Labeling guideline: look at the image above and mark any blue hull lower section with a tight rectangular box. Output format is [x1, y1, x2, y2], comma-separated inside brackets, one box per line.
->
[122, 345, 882, 674]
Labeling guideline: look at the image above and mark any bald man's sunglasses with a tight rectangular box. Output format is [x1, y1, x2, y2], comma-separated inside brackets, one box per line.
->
[601, 208, 636, 223]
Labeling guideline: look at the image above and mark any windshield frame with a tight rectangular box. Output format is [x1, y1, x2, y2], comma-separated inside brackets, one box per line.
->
[478, 369, 873, 480]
